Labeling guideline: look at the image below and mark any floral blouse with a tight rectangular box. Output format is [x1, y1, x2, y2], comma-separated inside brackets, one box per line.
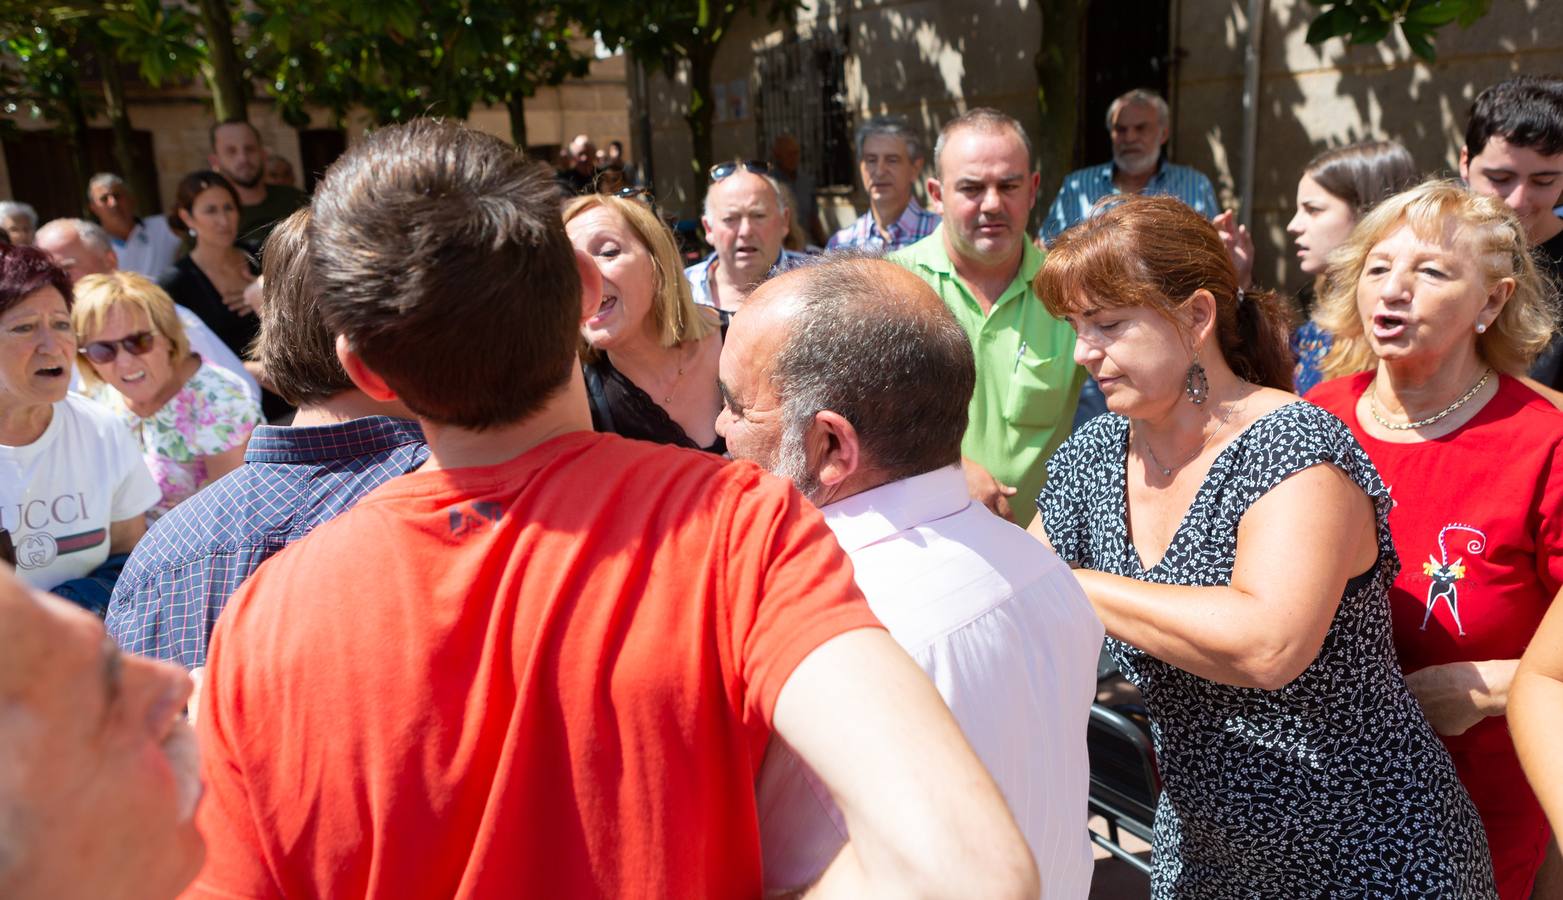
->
[91, 361, 262, 519]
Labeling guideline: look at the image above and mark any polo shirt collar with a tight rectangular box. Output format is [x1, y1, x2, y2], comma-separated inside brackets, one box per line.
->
[821, 465, 971, 553]
[904, 224, 1043, 283]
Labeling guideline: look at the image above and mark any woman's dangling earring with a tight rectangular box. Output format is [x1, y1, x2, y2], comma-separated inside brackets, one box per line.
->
[1184, 353, 1209, 405]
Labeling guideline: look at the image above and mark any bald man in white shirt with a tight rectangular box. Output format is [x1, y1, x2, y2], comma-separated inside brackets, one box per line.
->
[718, 256, 1104, 896]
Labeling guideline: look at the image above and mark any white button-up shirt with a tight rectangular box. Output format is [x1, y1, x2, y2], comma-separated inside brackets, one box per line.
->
[756, 465, 1103, 896]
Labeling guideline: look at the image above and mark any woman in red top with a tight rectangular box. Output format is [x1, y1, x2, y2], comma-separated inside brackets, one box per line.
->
[1308, 179, 1563, 899]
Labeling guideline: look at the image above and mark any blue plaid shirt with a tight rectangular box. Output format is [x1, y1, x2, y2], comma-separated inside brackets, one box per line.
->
[826, 197, 941, 252]
[684, 248, 810, 307]
[1041, 159, 1219, 244]
[106, 416, 428, 668]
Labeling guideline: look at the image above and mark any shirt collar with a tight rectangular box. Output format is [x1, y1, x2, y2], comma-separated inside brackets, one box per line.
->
[821, 465, 972, 553]
[1100, 158, 1169, 187]
[244, 416, 426, 465]
[909, 224, 1044, 286]
[873, 197, 926, 237]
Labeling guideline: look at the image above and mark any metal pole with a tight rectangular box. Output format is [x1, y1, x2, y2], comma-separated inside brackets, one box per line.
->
[1238, 0, 1265, 227]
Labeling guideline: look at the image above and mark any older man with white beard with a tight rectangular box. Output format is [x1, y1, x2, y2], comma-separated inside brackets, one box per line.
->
[717, 256, 1104, 898]
[0, 564, 205, 899]
[1041, 88, 1219, 245]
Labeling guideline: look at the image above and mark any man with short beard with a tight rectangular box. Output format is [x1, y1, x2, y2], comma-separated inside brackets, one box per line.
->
[208, 120, 308, 252]
[717, 257, 1103, 896]
[1041, 89, 1218, 245]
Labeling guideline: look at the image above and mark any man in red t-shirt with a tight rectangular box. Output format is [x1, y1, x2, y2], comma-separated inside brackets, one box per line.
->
[181, 119, 1038, 900]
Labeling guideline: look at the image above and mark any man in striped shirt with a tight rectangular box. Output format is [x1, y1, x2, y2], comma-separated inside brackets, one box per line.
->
[827, 116, 941, 252]
[1041, 89, 1219, 245]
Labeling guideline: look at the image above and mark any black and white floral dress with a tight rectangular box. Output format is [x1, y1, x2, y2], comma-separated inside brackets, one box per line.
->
[1041, 402, 1496, 899]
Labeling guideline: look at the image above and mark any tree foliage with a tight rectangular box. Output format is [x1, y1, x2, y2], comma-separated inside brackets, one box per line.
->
[1304, 0, 1492, 61]
[595, 0, 804, 205]
[246, 0, 592, 146]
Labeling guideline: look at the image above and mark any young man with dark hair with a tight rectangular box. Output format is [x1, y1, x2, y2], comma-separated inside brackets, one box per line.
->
[184, 119, 1039, 899]
[208, 120, 309, 251]
[1461, 75, 1563, 388]
[106, 208, 427, 669]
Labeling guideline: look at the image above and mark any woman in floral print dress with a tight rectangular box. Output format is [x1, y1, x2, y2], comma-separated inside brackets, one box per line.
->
[72, 272, 260, 519]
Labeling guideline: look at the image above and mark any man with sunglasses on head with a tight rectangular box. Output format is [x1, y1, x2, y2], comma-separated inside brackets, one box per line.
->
[685, 161, 809, 312]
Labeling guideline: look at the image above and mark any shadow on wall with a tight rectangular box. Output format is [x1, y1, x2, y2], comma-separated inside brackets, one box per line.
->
[637, 0, 1045, 226]
[1188, 0, 1559, 294]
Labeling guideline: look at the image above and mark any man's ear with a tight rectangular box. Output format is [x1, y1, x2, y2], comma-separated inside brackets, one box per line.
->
[1459, 145, 1472, 181]
[104, 248, 118, 271]
[574, 248, 602, 323]
[926, 177, 944, 214]
[335, 335, 399, 402]
[809, 409, 862, 488]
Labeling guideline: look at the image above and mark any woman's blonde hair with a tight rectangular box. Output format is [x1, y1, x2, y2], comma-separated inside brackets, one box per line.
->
[1316, 179, 1557, 380]
[561, 194, 717, 362]
[71, 271, 190, 390]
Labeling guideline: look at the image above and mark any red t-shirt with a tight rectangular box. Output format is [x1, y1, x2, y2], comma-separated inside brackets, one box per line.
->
[183, 431, 882, 900]
[1309, 372, 1563, 898]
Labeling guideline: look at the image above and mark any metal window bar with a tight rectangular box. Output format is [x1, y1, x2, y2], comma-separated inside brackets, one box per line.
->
[754, 30, 854, 188]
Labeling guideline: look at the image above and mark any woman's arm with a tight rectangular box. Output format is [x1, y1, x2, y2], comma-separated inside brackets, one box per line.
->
[1077, 462, 1378, 690]
[1511, 592, 1563, 835]
[199, 442, 248, 488]
[108, 515, 147, 554]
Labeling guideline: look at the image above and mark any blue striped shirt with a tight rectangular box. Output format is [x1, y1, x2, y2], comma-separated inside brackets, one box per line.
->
[106, 416, 428, 668]
[684, 249, 810, 308]
[826, 197, 941, 252]
[1041, 160, 1219, 244]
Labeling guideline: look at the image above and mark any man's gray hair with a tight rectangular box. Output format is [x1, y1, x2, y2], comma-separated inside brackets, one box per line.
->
[87, 172, 126, 198]
[38, 218, 114, 255]
[1106, 89, 1170, 130]
[703, 168, 786, 221]
[0, 202, 37, 227]
[770, 253, 974, 497]
[854, 115, 925, 162]
[932, 107, 1033, 176]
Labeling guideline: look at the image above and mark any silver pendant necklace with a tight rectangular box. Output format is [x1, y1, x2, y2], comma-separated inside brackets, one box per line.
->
[1368, 368, 1492, 431]
[1136, 401, 1239, 478]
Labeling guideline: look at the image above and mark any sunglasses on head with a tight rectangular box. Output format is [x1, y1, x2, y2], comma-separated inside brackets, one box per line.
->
[79, 330, 156, 366]
[708, 160, 771, 182]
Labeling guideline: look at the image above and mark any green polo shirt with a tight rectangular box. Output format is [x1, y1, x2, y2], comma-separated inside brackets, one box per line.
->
[891, 226, 1085, 526]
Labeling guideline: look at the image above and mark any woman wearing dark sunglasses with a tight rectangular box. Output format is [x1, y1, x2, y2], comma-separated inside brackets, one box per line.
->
[0, 245, 161, 597]
[72, 271, 261, 519]
[563, 193, 727, 454]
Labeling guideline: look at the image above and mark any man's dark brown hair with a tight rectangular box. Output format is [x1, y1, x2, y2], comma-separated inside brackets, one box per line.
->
[252, 208, 355, 407]
[308, 119, 582, 429]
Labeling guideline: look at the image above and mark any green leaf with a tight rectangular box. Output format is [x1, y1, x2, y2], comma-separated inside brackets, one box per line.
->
[1305, 5, 1357, 45]
[1401, 21, 1438, 59]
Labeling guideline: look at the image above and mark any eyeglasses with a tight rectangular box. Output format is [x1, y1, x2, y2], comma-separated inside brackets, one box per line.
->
[79, 330, 156, 365]
[613, 186, 653, 202]
[708, 160, 771, 182]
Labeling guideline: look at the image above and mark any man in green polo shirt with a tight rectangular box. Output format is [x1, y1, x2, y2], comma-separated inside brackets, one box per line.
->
[891, 108, 1085, 526]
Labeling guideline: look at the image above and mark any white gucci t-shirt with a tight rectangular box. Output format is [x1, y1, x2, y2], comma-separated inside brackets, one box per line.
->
[0, 393, 160, 591]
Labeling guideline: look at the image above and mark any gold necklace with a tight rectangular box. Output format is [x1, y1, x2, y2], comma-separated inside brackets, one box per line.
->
[660, 343, 690, 404]
[1368, 368, 1491, 431]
